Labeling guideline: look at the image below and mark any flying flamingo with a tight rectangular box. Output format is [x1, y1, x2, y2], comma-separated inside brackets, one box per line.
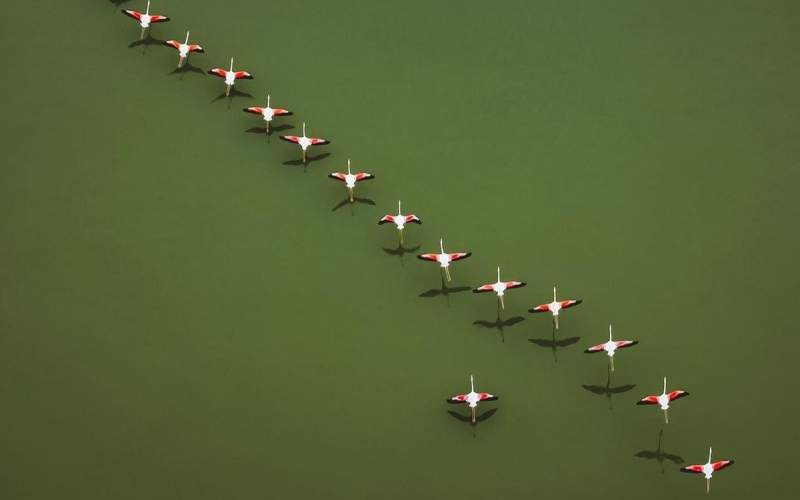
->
[280, 122, 330, 164]
[328, 159, 375, 203]
[584, 325, 638, 372]
[243, 94, 292, 134]
[636, 377, 689, 424]
[121, 2, 170, 40]
[207, 58, 253, 97]
[528, 286, 582, 330]
[378, 200, 421, 245]
[163, 31, 204, 68]
[446, 375, 498, 425]
[473, 267, 526, 310]
[680, 447, 734, 493]
[417, 238, 471, 282]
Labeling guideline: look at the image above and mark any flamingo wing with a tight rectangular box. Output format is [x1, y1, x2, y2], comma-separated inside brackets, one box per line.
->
[207, 68, 227, 79]
[164, 40, 181, 50]
[378, 215, 396, 225]
[477, 392, 498, 402]
[308, 137, 330, 146]
[680, 464, 705, 474]
[272, 108, 292, 116]
[667, 390, 690, 402]
[584, 342, 607, 353]
[406, 215, 422, 224]
[328, 173, 347, 182]
[279, 135, 302, 144]
[473, 283, 496, 293]
[121, 10, 143, 21]
[636, 395, 660, 405]
[187, 44, 204, 53]
[448, 252, 472, 261]
[503, 281, 526, 290]
[528, 303, 551, 313]
[149, 14, 170, 23]
[234, 71, 253, 80]
[417, 253, 441, 262]
[614, 340, 638, 349]
[243, 106, 265, 115]
[559, 299, 583, 309]
[354, 172, 375, 182]
[447, 393, 469, 404]
[712, 460, 734, 471]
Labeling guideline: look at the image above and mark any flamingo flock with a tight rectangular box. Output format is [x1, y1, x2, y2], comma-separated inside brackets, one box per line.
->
[112, 2, 737, 493]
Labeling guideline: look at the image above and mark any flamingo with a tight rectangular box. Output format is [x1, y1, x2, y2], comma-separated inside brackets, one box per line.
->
[473, 267, 526, 310]
[584, 325, 638, 372]
[378, 200, 421, 245]
[280, 122, 330, 164]
[163, 31, 204, 68]
[207, 58, 253, 97]
[242, 94, 292, 134]
[636, 377, 689, 424]
[121, 2, 170, 40]
[446, 375, 498, 425]
[680, 447, 734, 493]
[328, 159, 375, 203]
[528, 286, 582, 330]
[417, 238, 471, 282]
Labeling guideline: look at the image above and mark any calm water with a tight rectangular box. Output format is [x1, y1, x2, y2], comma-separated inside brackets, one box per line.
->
[1, 1, 798, 499]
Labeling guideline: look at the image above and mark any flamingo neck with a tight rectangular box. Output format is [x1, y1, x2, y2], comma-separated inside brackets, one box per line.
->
[439, 238, 444, 254]
[185, 31, 190, 44]
[398, 200, 402, 215]
[146, 1, 151, 15]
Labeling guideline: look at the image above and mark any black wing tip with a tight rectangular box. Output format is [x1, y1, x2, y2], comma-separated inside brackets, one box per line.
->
[517, 282, 528, 288]
[284, 111, 294, 116]
[574, 299, 584, 305]
[636, 400, 652, 405]
[446, 399, 463, 404]
[195, 47, 205, 53]
[463, 252, 473, 258]
[244, 74, 254, 79]
[206, 70, 217, 75]
[278, 136, 293, 142]
[412, 219, 422, 224]
[485, 396, 499, 401]
[377, 220, 388, 225]
[416, 255, 428, 260]
[583, 349, 596, 354]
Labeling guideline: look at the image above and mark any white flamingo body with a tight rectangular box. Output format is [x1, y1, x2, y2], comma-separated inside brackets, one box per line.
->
[122, 2, 169, 39]
[329, 160, 375, 202]
[243, 95, 292, 133]
[418, 238, 471, 281]
[280, 122, 330, 163]
[446, 375, 498, 424]
[164, 31, 204, 67]
[637, 377, 689, 423]
[585, 325, 638, 371]
[529, 286, 582, 329]
[473, 267, 526, 309]
[680, 447, 734, 493]
[208, 58, 253, 96]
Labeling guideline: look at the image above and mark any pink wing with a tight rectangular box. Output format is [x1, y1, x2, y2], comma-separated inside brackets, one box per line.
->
[447, 393, 469, 404]
[149, 15, 170, 23]
[121, 10, 143, 21]
[164, 40, 181, 50]
[207, 68, 227, 79]
[187, 44, 204, 53]
[473, 283, 496, 293]
[667, 390, 690, 402]
[280, 135, 302, 144]
[529, 303, 550, 313]
[309, 137, 330, 145]
[328, 173, 347, 182]
[272, 108, 292, 116]
[477, 392, 498, 401]
[614, 340, 638, 349]
[636, 395, 660, 405]
[680, 464, 705, 474]
[503, 281, 526, 290]
[448, 252, 471, 261]
[406, 215, 422, 224]
[354, 172, 374, 182]
[712, 460, 734, 471]
[378, 215, 396, 225]
[234, 71, 253, 80]
[417, 253, 440, 262]
[243, 106, 264, 115]
[584, 343, 607, 353]
[560, 299, 582, 309]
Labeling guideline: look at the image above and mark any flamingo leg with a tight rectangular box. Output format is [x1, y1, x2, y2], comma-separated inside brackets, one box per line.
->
[470, 407, 476, 425]
[610, 356, 615, 372]
[444, 266, 452, 282]
[499, 295, 505, 310]
[140, 26, 146, 40]
[348, 187, 354, 203]
[266, 121, 270, 135]
[225, 85, 232, 97]
[706, 477, 710, 494]
[398, 228, 404, 245]
[664, 409, 669, 424]
[302, 149, 307, 164]
[554, 314, 559, 330]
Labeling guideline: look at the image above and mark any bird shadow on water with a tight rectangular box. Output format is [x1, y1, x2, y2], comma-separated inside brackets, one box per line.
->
[418, 274, 470, 307]
[211, 89, 255, 108]
[634, 428, 684, 474]
[245, 124, 294, 143]
[528, 325, 580, 362]
[168, 62, 205, 81]
[283, 153, 330, 170]
[581, 365, 636, 410]
[128, 35, 164, 54]
[448, 408, 499, 438]
[110, 0, 132, 7]
[473, 302, 524, 343]
[382, 243, 421, 267]
[331, 197, 376, 214]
